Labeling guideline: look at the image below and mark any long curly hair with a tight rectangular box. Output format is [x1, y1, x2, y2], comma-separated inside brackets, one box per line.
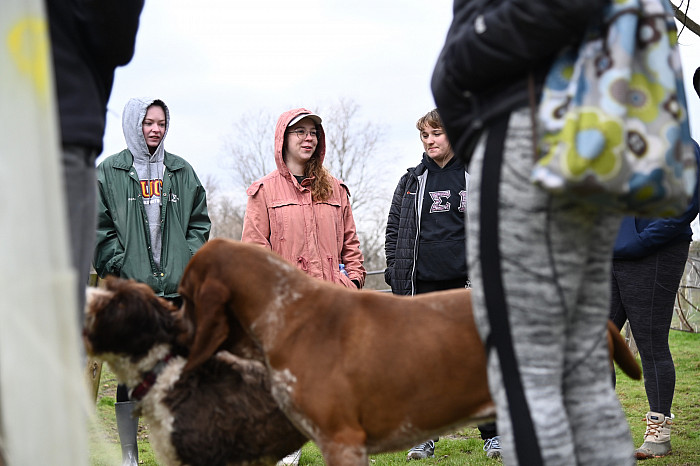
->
[304, 151, 333, 202]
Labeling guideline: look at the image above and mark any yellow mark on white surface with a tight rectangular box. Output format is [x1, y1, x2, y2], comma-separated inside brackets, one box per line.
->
[7, 16, 50, 100]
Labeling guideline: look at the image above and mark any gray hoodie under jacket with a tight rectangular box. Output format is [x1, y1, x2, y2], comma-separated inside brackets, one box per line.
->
[121, 97, 169, 267]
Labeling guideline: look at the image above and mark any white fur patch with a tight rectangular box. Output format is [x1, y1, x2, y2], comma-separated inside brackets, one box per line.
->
[269, 368, 320, 440]
[100, 344, 171, 389]
[83, 287, 113, 333]
[100, 345, 183, 465]
[251, 283, 301, 348]
[318, 442, 368, 465]
[138, 357, 186, 466]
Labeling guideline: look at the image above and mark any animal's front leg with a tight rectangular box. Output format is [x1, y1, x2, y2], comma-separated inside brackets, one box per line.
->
[318, 431, 369, 466]
[215, 351, 268, 385]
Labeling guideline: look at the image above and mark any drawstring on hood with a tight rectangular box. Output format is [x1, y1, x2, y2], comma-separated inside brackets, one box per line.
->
[122, 97, 170, 269]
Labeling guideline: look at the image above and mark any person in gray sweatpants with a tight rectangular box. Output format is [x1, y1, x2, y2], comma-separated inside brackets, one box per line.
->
[431, 1, 636, 464]
[463, 108, 634, 465]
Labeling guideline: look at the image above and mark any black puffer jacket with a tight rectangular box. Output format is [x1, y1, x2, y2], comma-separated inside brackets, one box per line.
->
[384, 157, 469, 295]
[47, 0, 144, 151]
[431, 0, 607, 165]
[384, 163, 426, 295]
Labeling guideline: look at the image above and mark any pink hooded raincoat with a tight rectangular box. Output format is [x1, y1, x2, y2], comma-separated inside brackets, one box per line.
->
[241, 108, 366, 288]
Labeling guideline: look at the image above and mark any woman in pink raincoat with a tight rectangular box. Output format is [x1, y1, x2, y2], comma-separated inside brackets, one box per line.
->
[242, 108, 366, 289]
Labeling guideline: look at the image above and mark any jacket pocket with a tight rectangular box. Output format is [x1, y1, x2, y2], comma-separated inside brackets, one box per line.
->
[268, 200, 300, 243]
[327, 255, 355, 288]
[314, 199, 343, 235]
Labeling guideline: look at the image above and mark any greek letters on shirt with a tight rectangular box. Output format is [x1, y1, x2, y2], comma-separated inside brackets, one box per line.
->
[428, 190, 467, 213]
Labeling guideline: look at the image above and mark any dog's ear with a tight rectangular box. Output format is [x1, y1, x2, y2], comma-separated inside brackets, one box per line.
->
[172, 302, 194, 347]
[182, 280, 232, 372]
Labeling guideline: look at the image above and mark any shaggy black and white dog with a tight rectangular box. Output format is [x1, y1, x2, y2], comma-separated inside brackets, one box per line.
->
[83, 277, 307, 466]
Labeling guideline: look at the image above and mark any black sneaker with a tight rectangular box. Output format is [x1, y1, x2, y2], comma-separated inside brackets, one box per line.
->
[407, 440, 436, 460]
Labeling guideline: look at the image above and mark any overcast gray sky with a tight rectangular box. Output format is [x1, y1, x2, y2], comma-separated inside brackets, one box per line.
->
[99, 0, 700, 202]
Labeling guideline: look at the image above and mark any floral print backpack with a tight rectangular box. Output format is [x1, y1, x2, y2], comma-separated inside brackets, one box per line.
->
[533, 0, 696, 217]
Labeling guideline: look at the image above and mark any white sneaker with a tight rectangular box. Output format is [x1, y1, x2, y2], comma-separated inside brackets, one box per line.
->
[483, 435, 501, 459]
[407, 440, 436, 460]
[277, 449, 302, 466]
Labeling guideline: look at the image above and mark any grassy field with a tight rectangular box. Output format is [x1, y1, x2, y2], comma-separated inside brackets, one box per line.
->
[88, 330, 700, 465]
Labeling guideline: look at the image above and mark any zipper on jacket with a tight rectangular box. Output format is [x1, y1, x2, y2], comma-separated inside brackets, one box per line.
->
[134, 174, 161, 276]
[411, 171, 428, 296]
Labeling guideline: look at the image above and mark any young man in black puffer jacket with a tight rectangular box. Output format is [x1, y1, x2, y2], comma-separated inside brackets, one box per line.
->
[385, 109, 501, 460]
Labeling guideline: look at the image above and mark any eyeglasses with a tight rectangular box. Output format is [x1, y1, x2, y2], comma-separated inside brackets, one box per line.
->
[286, 129, 318, 139]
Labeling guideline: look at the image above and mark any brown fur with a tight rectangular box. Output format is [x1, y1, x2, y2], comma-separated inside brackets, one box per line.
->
[83, 277, 306, 466]
[608, 320, 641, 379]
[178, 238, 642, 466]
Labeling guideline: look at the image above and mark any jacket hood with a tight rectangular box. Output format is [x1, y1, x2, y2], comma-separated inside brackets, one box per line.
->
[122, 97, 170, 164]
[422, 152, 461, 172]
[274, 108, 326, 178]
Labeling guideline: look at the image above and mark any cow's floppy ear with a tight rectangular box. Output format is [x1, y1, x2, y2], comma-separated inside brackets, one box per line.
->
[182, 281, 231, 372]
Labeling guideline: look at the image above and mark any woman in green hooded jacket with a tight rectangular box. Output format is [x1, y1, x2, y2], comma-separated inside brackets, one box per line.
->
[93, 97, 210, 299]
[93, 97, 210, 466]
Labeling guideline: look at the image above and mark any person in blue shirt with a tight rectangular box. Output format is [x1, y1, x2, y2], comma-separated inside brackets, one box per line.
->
[609, 139, 700, 459]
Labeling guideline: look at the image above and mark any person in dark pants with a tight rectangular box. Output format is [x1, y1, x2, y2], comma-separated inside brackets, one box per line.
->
[431, 1, 636, 464]
[610, 140, 700, 459]
[48, 4, 144, 465]
[385, 109, 500, 460]
[47, 0, 144, 334]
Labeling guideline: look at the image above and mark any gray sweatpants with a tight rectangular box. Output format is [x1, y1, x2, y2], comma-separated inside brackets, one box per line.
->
[467, 108, 634, 465]
[61, 144, 98, 335]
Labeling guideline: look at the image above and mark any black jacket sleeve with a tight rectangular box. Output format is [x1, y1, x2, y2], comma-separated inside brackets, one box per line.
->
[78, 0, 144, 67]
[431, 0, 607, 165]
[384, 173, 409, 286]
[47, 0, 144, 150]
[437, 0, 606, 94]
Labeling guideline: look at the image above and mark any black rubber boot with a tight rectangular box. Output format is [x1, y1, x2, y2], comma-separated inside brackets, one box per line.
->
[115, 401, 139, 466]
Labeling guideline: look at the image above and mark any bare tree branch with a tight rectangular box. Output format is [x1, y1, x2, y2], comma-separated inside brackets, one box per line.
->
[221, 110, 277, 191]
[318, 98, 387, 215]
[201, 174, 245, 240]
[209, 196, 245, 240]
[670, 0, 700, 38]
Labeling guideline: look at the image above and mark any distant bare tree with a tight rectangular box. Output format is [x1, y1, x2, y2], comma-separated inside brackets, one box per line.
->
[210, 196, 245, 240]
[317, 98, 386, 215]
[355, 210, 390, 290]
[221, 110, 277, 190]
[202, 174, 244, 240]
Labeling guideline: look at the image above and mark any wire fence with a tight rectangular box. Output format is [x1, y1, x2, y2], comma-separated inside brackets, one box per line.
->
[674, 244, 700, 332]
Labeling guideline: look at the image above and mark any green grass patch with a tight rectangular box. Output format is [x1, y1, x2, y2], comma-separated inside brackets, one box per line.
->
[616, 330, 700, 465]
